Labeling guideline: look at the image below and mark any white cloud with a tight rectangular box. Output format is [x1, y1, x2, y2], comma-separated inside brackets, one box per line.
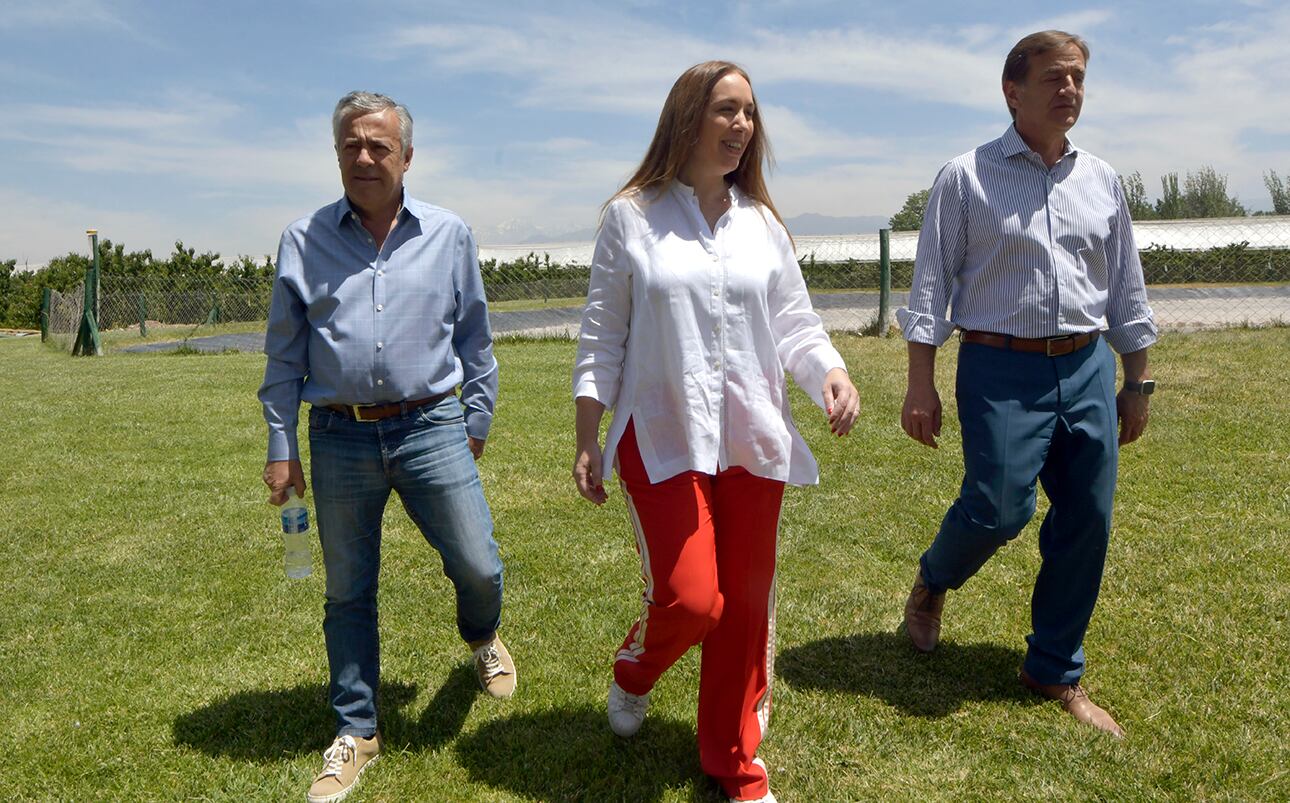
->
[0, 0, 132, 31]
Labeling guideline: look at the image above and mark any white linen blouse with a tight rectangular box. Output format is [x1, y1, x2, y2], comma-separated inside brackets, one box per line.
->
[572, 181, 846, 486]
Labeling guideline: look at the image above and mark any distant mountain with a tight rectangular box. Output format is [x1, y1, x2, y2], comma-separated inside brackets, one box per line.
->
[477, 212, 890, 245]
[523, 227, 598, 243]
[783, 213, 890, 236]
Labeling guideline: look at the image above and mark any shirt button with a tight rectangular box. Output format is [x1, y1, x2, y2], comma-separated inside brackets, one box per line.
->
[376, 379, 384, 386]
[376, 304, 384, 312]
[377, 270, 384, 277]
[376, 341, 383, 350]
[711, 254, 719, 261]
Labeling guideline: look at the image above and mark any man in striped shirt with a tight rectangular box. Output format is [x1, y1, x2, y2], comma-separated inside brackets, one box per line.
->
[896, 30, 1156, 738]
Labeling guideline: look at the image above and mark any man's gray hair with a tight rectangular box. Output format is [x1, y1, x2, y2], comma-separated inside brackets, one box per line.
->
[332, 91, 414, 154]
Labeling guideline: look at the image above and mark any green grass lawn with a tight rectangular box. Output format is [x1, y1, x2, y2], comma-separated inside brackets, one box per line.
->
[1, 330, 1286, 801]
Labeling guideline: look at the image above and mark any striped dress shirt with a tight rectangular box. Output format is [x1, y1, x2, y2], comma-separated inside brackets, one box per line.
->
[898, 125, 1157, 354]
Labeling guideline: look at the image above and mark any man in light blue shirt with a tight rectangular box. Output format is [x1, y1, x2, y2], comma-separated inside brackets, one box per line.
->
[896, 31, 1156, 739]
[259, 91, 514, 803]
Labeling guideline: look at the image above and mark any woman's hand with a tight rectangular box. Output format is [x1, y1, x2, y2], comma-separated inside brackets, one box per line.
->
[573, 444, 608, 504]
[573, 396, 609, 504]
[822, 367, 859, 436]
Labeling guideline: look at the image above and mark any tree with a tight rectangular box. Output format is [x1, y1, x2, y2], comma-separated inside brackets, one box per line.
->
[1155, 173, 1184, 219]
[889, 188, 930, 231]
[1265, 170, 1290, 214]
[1181, 166, 1245, 218]
[1118, 172, 1156, 220]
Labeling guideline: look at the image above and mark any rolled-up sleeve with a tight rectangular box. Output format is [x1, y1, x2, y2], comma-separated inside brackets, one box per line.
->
[453, 224, 499, 441]
[768, 224, 845, 411]
[898, 162, 965, 346]
[258, 231, 310, 462]
[1102, 179, 1158, 354]
[573, 202, 631, 407]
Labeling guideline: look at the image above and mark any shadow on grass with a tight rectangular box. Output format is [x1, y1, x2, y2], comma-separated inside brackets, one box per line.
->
[172, 664, 480, 761]
[455, 707, 719, 802]
[777, 631, 1029, 717]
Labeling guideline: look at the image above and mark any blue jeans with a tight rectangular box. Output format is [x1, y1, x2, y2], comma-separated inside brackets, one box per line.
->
[308, 396, 503, 737]
[920, 337, 1118, 685]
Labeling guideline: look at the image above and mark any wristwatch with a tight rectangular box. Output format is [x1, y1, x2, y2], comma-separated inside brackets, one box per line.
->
[1123, 379, 1156, 396]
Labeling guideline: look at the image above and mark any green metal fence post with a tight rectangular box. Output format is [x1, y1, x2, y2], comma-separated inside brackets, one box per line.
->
[137, 292, 148, 337]
[878, 228, 891, 337]
[72, 229, 103, 356]
[40, 287, 51, 342]
[205, 292, 220, 326]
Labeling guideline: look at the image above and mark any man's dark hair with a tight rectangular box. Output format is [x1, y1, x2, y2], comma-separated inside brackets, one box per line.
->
[1002, 30, 1090, 118]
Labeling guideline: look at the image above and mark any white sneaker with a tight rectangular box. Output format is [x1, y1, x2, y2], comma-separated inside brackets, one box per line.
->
[607, 681, 649, 737]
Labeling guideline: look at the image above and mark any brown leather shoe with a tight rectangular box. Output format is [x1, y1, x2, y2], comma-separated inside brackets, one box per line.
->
[1020, 669, 1125, 739]
[902, 568, 945, 653]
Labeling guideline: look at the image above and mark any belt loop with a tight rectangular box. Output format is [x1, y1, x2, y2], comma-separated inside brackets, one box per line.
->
[399, 399, 408, 417]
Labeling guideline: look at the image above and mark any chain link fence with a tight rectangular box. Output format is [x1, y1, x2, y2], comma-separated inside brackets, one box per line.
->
[478, 215, 1290, 337]
[45, 275, 273, 351]
[41, 216, 1290, 351]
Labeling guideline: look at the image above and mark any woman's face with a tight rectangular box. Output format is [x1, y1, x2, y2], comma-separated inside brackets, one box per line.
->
[687, 72, 755, 182]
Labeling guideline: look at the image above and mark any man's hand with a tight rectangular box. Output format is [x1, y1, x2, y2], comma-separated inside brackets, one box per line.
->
[902, 382, 942, 448]
[821, 367, 859, 436]
[468, 436, 486, 460]
[1116, 390, 1150, 445]
[263, 459, 306, 505]
[573, 444, 608, 505]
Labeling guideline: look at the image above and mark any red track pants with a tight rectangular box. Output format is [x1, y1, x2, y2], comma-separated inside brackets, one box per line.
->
[614, 421, 784, 801]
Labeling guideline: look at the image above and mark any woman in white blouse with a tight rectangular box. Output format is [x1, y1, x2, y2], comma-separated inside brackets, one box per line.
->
[571, 60, 858, 803]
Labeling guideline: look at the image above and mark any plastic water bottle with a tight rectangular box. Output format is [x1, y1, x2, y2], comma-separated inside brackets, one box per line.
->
[280, 488, 312, 579]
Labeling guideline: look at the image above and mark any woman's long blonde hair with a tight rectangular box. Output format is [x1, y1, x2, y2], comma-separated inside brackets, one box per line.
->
[606, 60, 786, 233]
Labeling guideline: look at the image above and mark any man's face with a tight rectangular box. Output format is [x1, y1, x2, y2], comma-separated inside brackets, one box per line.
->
[1005, 42, 1086, 138]
[336, 108, 412, 214]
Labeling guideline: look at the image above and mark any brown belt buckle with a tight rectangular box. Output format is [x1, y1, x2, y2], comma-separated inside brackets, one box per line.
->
[350, 404, 379, 422]
[1046, 334, 1079, 356]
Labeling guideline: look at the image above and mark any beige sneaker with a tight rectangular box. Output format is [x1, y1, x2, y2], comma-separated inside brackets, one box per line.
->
[472, 635, 517, 698]
[306, 733, 381, 803]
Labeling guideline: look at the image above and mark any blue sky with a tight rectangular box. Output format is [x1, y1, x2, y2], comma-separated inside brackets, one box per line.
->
[3, 0, 1288, 265]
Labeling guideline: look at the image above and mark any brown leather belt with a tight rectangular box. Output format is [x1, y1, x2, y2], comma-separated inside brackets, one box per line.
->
[960, 330, 1100, 356]
[324, 391, 453, 422]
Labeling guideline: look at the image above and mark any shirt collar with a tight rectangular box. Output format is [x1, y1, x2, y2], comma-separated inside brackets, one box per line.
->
[667, 178, 742, 207]
[334, 186, 422, 227]
[999, 124, 1079, 162]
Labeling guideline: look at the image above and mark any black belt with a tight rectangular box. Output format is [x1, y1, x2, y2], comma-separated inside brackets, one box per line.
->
[960, 330, 1099, 356]
[324, 392, 452, 422]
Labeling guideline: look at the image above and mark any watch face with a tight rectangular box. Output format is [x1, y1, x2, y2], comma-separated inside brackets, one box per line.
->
[1139, 379, 1156, 395]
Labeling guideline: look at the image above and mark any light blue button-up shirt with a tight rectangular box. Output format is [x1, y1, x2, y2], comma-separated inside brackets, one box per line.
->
[898, 125, 1157, 354]
[259, 190, 498, 462]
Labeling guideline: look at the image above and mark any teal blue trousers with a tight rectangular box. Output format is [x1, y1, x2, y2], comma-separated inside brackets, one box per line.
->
[920, 336, 1119, 685]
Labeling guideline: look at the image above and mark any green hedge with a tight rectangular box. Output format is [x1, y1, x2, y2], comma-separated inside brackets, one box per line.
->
[6, 242, 1286, 330]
